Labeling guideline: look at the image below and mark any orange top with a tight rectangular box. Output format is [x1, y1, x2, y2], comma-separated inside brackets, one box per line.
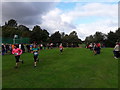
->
[12, 44, 14, 49]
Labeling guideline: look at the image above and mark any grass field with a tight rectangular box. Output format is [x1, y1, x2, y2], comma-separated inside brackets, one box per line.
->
[2, 48, 118, 88]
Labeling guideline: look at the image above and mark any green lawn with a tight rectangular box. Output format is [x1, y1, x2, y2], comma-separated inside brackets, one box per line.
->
[2, 48, 118, 88]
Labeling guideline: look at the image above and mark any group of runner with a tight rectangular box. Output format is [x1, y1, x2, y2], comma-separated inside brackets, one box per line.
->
[11, 43, 63, 68]
[1, 43, 55, 55]
[86, 43, 101, 55]
[87, 42, 120, 58]
[2, 41, 120, 68]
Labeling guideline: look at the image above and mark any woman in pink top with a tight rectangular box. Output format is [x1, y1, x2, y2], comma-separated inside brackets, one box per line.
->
[59, 43, 63, 54]
[12, 45, 24, 68]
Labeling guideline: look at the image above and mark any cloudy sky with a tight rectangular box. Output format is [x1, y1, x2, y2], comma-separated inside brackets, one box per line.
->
[1, 0, 119, 40]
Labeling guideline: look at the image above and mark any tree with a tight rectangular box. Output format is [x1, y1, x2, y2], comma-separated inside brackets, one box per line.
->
[85, 32, 106, 45]
[62, 34, 69, 47]
[61, 32, 65, 39]
[2, 25, 20, 38]
[18, 25, 29, 31]
[2, 19, 82, 45]
[115, 28, 120, 42]
[68, 31, 81, 47]
[2, 19, 20, 38]
[42, 29, 49, 42]
[93, 32, 106, 43]
[6, 19, 17, 27]
[49, 31, 62, 45]
[18, 25, 30, 38]
[105, 31, 118, 47]
[85, 35, 94, 44]
[30, 25, 43, 43]
[30, 25, 50, 43]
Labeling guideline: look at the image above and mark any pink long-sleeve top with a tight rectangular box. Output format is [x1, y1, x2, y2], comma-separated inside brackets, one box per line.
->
[12, 48, 22, 56]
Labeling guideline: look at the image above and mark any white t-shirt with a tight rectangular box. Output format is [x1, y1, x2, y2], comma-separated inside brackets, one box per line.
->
[19, 44, 21, 49]
[114, 45, 120, 51]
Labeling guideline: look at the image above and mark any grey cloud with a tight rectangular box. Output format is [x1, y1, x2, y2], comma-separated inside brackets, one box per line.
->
[2, 2, 56, 26]
[18, 15, 42, 25]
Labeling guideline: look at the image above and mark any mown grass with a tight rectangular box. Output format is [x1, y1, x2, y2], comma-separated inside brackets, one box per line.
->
[2, 48, 118, 88]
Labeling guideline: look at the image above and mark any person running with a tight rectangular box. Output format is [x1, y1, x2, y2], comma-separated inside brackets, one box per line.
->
[30, 44, 33, 52]
[12, 44, 23, 68]
[40, 44, 43, 50]
[93, 43, 98, 55]
[50, 43, 53, 49]
[2, 43, 6, 55]
[96, 43, 101, 54]
[12, 44, 15, 50]
[31, 45, 39, 67]
[89, 43, 93, 51]
[113, 42, 120, 59]
[47, 43, 50, 49]
[59, 43, 63, 54]
[26, 44, 30, 52]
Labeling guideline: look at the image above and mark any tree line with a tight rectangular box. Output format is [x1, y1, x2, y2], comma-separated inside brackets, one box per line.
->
[85, 29, 120, 47]
[1, 19, 119, 47]
[1, 19, 82, 47]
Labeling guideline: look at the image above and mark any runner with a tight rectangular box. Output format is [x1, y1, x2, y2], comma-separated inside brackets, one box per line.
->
[93, 43, 98, 55]
[30, 44, 33, 52]
[96, 43, 101, 54]
[12, 44, 23, 68]
[113, 42, 120, 59]
[31, 45, 39, 67]
[59, 43, 63, 54]
[2, 43, 6, 55]
[89, 43, 93, 51]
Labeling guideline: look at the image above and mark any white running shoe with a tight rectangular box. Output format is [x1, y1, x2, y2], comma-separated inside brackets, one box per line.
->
[114, 57, 118, 59]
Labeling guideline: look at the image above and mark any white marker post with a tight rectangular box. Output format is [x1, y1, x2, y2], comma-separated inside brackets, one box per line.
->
[13, 35, 18, 44]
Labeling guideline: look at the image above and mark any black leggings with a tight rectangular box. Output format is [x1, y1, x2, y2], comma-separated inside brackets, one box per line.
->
[34, 55, 38, 62]
[15, 55, 20, 62]
[60, 49, 63, 52]
[113, 51, 120, 58]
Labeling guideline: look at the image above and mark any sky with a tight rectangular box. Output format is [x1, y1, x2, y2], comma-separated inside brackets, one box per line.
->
[1, 0, 119, 40]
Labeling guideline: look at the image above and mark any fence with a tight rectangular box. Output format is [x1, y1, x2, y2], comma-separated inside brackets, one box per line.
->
[2, 37, 30, 44]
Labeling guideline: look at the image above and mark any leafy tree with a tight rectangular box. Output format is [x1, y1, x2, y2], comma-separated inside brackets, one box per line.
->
[2, 19, 19, 38]
[93, 32, 106, 43]
[2, 19, 82, 46]
[85, 32, 106, 46]
[61, 32, 65, 39]
[62, 34, 69, 46]
[30, 25, 49, 43]
[68, 31, 81, 47]
[85, 35, 94, 44]
[30, 25, 42, 43]
[6, 19, 17, 27]
[49, 31, 62, 45]
[105, 31, 118, 47]
[18, 25, 30, 38]
[42, 29, 49, 42]
[18, 25, 29, 31]
[115, 28, 120, 41]
[2, 25, 20, 38]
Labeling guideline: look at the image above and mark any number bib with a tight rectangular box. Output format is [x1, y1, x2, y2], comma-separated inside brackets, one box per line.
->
[34, 52, 38, 56]
[60, 48, 63, 50]
[14, 53, 18, 55]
